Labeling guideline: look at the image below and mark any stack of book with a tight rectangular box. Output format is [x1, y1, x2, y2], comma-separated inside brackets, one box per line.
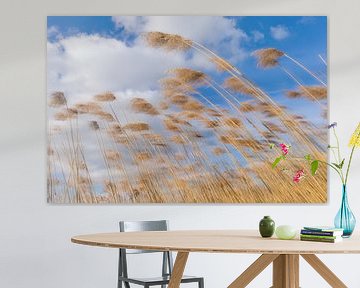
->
[300, 226, 344, 243]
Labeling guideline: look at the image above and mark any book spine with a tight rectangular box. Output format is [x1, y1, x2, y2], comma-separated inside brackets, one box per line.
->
[300, 230, 335, 236]
[300, 234, 337, 240]
[300, 237, 336, 243]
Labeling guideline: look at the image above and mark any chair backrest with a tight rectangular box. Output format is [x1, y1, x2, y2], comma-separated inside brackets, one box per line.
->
[118, 220, 173, 282]
[119, 220, 169, 254]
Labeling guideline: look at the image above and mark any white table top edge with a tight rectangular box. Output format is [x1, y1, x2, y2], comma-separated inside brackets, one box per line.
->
[71, 229, 360, 254]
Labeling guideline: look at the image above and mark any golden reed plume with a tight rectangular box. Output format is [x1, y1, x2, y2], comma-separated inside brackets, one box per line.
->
[253, 48, 284, 68]
[144, 31, 192, 51]
[49, 91, 67, 107]
[224, 77, 258, 96]
[94, 92, 116, 102]
[286, 86, 327, 101]
[131, 98, 159, 115]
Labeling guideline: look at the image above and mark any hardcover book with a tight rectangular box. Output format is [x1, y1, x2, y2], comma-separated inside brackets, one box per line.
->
[303, 226, 344, 232]
[301, 229, 343, 237]
[300, 236, 343, 243]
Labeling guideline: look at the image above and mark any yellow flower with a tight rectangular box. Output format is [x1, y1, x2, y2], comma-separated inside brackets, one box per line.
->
[349, 123, 360, 147]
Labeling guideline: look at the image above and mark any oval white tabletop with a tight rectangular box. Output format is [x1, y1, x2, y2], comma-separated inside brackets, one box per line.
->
[71, 229, 360, 254]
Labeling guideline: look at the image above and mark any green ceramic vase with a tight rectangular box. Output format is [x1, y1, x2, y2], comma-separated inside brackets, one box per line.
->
[259, 216, 275, 238]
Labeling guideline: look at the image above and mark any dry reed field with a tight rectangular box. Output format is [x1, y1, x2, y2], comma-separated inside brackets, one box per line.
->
[47, 27, 328, 204]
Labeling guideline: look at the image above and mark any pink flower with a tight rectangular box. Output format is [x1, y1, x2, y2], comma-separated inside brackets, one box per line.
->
[279, 143, 289, 155]
[293, 169, 305, 183]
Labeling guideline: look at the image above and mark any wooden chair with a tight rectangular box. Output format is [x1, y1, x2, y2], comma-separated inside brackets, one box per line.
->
[118, 220, 204, 288]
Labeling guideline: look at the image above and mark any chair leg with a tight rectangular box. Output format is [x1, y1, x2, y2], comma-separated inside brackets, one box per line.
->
[161, 252, 168, 288]
[198, 278, 204, 288]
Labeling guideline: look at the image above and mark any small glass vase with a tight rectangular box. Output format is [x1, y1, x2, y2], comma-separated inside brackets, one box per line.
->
[334, 185, 356, 237]
[259, 216, 275, 238]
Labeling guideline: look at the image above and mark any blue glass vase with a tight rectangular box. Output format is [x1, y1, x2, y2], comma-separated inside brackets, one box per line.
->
[334, 185, 356, 237]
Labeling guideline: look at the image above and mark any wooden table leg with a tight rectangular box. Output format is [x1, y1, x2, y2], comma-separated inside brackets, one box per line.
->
[301, 254, 347, 288]
[168, 252, 189, 288]
[272, 254, 299, 288]
[228, 254, 279, 288]
[288, 254, 299, 288]
[273, 254, 286, 287]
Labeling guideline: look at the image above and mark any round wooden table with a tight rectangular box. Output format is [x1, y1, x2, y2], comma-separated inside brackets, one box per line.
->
[72, 230, 360, 288]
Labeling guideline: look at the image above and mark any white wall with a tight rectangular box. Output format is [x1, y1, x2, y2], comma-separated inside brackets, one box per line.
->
[1, 0, 360, 287]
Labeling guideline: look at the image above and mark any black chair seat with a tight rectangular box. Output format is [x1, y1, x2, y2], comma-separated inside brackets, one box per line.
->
[119, 275, 203, 286]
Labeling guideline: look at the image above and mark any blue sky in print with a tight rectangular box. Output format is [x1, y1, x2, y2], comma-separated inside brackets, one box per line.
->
[47, 16, 327, 121]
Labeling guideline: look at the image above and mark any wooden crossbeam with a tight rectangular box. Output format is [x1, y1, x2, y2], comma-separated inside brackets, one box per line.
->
[228, 254, 279, 288]
[168, 252, 189, 288]
[301, 254, 347, 288]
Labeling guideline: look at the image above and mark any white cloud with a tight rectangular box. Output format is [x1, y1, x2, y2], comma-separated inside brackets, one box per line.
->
[112, 16, 148, 34]
[270, 25, 290, 40]
[47, 26, 62, 40]
[47, 34, 202, 105]
[112, 16, 249, 62]
[47, 26, 58, 36]
[298, 16, 316, 25]
[251, 30, 264, 42]
[48, 16, 251, 105]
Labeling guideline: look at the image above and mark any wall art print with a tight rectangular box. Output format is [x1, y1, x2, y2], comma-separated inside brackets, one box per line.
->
[47, 16, 328, 204]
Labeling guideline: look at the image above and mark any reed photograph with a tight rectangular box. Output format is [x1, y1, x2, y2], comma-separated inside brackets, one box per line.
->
[47, 16, 328, 204]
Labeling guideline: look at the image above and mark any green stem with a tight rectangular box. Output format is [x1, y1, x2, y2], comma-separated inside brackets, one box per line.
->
[333, 127, 342, 161]
[330, 147, 339, 164]
[333, 127, 345, 181]
[317, 159, 345, 184]
[345, 145, 356, 185]
[292, 157, 344, 183]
